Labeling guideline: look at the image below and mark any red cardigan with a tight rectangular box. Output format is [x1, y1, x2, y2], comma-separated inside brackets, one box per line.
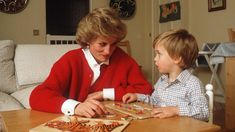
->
[30, 48, 152, 113]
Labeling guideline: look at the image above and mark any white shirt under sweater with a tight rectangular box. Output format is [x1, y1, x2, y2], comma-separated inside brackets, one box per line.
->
[61, 48, 114, 115]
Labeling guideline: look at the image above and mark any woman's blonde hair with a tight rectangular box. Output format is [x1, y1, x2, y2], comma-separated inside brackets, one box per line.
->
[76, 7, 127, 48]
[153, 29, 199, 69]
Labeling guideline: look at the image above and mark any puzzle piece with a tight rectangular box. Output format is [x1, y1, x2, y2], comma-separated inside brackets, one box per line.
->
[105, 102, 153, 119]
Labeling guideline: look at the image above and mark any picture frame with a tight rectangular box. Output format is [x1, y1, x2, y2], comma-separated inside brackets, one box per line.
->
[208, 0, 226, 12]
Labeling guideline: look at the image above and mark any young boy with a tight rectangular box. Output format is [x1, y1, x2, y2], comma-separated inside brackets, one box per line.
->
[122, 29, 209, 121]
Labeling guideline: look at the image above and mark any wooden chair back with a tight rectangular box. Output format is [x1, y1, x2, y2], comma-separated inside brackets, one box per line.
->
[228, 28, 235, 42]
[118, 40, 131, 55]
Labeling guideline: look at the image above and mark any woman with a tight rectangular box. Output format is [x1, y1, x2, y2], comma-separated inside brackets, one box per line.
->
[30, 7, 152, 118]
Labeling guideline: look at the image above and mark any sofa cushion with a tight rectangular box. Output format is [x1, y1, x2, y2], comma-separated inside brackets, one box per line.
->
[11, 85, 36, 109]
[0, 40, 17, 94]
[14, 44, 79, 90]
[0, 92, 24, 111]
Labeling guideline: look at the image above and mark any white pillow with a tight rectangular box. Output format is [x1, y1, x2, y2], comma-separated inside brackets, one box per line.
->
[0, 40, 17, 93]
[11, 85, 37, 109]
[0, 92, 24, 111]
[14, 44, 80, 90]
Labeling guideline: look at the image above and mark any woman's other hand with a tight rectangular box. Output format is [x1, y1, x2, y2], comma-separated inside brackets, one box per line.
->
[86, 91, 103, 101]
[122, 93, 137, 103]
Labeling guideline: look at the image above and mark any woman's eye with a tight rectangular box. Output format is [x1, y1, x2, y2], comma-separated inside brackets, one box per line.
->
[99, 43, 106, 47]
[112, 42, 118, 46]
[111, 43, 117, 47]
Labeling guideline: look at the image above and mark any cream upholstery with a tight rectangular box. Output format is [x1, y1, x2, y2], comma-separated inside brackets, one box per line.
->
[0, 40, 80, 111]
[14, 44, 78, 90]
[11, 85, 37, 109]
[0, 92, 23, 111]
[0, 40, 17, 94]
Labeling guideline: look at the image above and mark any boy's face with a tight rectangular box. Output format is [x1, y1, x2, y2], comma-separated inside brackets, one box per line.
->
[154, 43, 177, 74]
[89, 36, 118, 64]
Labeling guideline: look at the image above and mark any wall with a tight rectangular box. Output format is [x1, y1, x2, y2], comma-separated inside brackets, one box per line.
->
[189, 0, 235, 47]
[124, 0, 152, 83]
[0, 0, 46, 44]
[89, 0, 108, 10]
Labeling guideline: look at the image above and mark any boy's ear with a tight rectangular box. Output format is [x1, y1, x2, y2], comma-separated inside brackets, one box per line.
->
[174, 56, 182, 65]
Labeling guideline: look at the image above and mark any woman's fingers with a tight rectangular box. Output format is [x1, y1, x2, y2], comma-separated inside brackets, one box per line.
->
[76, 103, 96, 118]
[88, 99, 108, 115]
[81, 109, 94, 118]
[75, 100, 107, 117]
[122, 94, 129, 103]
[122, 93, 136, 103]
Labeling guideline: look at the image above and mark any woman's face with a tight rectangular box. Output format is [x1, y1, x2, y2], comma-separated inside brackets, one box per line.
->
[89, 36, 118, 64]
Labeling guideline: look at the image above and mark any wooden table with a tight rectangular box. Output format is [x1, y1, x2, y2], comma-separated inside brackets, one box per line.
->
[225, 57, 235, 131]
[0, 109, 220, 132]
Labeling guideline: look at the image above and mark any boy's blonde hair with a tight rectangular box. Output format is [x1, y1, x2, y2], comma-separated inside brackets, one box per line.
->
[153, 29, 199, 69]
[76, 7, 127, 48]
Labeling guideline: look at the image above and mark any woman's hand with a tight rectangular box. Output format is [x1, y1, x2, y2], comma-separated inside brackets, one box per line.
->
[122, 93, 137, 103]
[74, 99, 108, 118]
[151, 106, 179, 118]
[86, 91, 103, 101]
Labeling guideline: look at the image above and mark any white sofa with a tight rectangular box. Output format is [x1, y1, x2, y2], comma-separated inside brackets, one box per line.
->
[0, 40, 79, 111]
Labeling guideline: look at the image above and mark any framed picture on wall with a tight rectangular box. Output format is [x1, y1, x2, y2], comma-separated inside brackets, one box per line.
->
[159, 1, 181, 23]
[208, 0, 226, 12]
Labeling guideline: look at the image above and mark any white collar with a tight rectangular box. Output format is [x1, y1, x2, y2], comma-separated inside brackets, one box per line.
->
[82, 48, 109, 67]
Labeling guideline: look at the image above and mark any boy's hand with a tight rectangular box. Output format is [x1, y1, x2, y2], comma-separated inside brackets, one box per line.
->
[151, 106, 179, 118]
[122, 93, 137, 103]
